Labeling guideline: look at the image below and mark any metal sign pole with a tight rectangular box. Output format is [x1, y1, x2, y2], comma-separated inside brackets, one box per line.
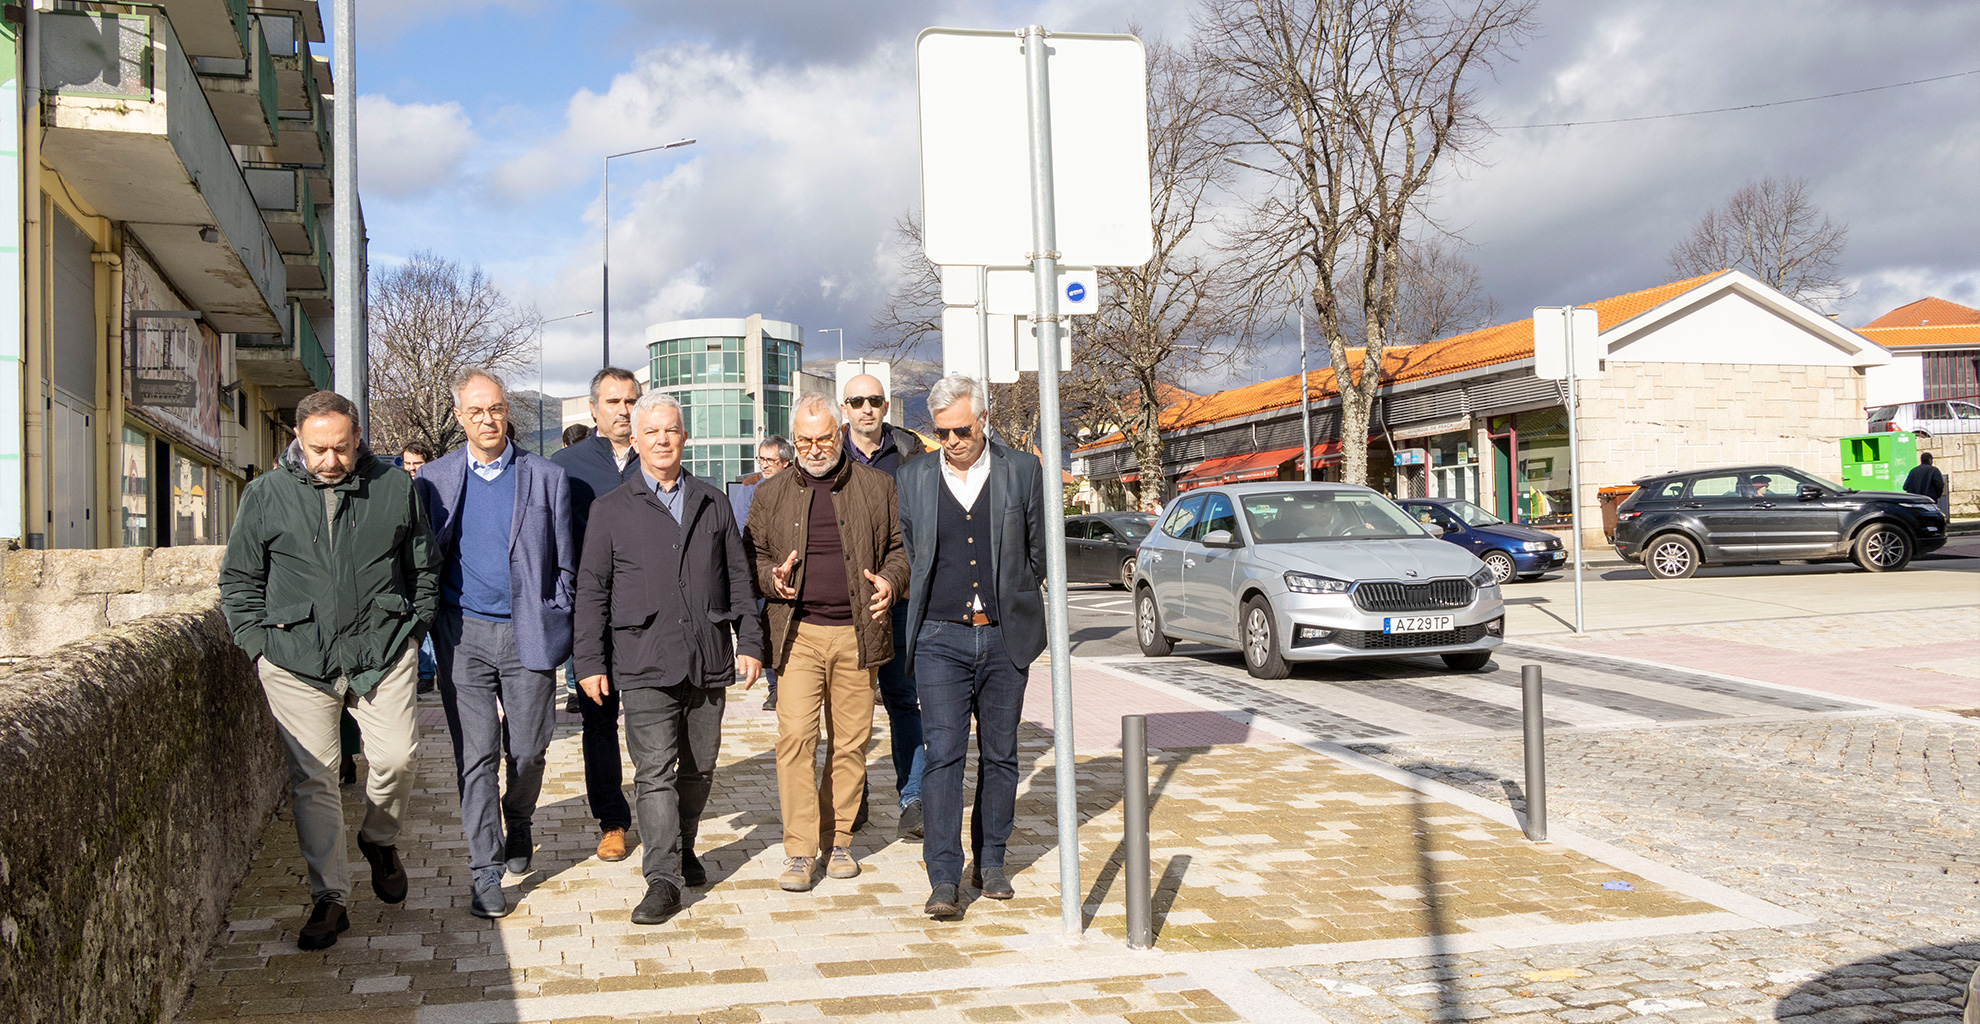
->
[1021, 23, 1080, 936]
[332, 0, 364, 431]
[1300, 316, 1312, 481]
[1564, 311, 1585, 633]
[976, 266, 992, 413]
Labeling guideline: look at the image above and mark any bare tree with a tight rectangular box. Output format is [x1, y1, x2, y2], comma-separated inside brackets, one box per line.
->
[1668, 176, 1851, 310]
[368, 251, 539, 454]
[1202, 0, 1535, 485]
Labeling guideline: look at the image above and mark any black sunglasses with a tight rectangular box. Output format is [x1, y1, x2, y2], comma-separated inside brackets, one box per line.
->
[933, 425, 975, 441]
[842, 395, 885, 409]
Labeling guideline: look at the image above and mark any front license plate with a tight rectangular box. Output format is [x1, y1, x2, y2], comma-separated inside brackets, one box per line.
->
[1384, 615, 1454, 634]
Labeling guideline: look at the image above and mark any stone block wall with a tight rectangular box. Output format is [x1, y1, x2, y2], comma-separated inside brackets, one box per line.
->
[1919, 434, 1980, 518]
[0, 602, 281, 1024]
[0, 547, 225, 659]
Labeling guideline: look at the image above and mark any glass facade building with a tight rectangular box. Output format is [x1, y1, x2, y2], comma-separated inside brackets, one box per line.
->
[647, 318, 804, 484]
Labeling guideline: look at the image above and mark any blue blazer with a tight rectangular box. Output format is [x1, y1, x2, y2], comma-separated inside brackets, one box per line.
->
[417, 445, 577, 672]
[897, 440, 1047, 672]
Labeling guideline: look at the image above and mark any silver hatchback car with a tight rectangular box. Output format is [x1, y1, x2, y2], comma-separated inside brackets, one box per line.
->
[1133, 483, 1505, 678]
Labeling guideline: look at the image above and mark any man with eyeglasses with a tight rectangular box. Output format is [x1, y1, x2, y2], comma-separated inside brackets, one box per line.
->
[733, 436, 796, 711]
[839, 374, 930, 840]
[415, 368, 576, 919]
[895, 374, 1046, 917]
[744, 393, 907, 892]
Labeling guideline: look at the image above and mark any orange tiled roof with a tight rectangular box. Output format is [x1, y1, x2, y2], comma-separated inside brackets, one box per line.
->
[1856, 323, 1980, 350]
[1076, 271, 1728, 451]
[1861, 296, 1980, 329]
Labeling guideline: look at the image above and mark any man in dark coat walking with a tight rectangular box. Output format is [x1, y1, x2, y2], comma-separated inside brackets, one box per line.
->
[220, 391, 438, 950]
[575, 391, 765, 924]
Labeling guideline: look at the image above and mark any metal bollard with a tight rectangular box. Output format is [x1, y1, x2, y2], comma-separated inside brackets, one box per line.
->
[1123, 714, 1151, 949]
[1521, 665, 1548, 842]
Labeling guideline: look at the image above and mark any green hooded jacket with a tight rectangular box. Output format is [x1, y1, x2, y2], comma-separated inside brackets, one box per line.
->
[219, 441, 440, 696]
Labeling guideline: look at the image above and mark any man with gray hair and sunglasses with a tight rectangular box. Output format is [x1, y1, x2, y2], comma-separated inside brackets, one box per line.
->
[895, 374, 1046, 917]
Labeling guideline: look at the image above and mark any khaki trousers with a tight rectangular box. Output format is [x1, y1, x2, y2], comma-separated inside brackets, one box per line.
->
[258, 643, 420, 903]
[774, 622, 875, 857]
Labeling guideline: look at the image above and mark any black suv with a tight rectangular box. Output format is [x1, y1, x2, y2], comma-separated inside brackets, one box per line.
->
[1612, 464, 1948, 579]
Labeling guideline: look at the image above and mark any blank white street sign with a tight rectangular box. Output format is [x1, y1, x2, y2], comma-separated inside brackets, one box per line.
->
[917, 29, 1152, 268]
[1016, 321, 1074, 372]
[941, 307, 1019, 383]
[1534, 306, 1601, 380]
[987, 266, 1097, 316]
[939, 265, 980, 307]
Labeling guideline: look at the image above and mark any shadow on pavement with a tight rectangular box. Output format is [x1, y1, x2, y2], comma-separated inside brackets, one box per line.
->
[1775, 943, 1978, 1023]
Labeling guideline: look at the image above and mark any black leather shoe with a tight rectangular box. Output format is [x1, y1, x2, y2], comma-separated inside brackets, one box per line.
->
[681, 848, 707, 887]
[630, 880, 682, 925]
[298, 898, 349, 950]
[356, 835, 408, 904]
[970, 865, 1014, 900]
[924, 883, 961, 917]
[896, 799, 924, 841]
[470, 872, 509, 919]
[504, 826, 533, 875]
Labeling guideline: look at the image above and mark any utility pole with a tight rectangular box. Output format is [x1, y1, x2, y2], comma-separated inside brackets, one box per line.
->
[331, 0, 364, 432]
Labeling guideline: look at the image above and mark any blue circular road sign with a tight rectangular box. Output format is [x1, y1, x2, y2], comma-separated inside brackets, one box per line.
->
[1066, 281, 1087, 304]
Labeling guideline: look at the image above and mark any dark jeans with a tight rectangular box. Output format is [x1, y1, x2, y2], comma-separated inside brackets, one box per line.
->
[622, 683, 727, 888]
[579, 684, 632, 832]
[914, 620, 1029, 888]
[876, 611, 923, 807]
[433, 613, 558, 875]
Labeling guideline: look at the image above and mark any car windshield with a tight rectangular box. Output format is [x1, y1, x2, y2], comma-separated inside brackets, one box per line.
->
[1240, 490, 1427, 543]
[1797, 470, 1849, 493]
[1116, 515, 1154, 540]
[1866, 405, 1895, 422]
[1443, 500, 1503, 527]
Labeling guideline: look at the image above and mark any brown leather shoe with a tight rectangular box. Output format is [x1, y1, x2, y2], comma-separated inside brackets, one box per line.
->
[596, 827, 629, 862]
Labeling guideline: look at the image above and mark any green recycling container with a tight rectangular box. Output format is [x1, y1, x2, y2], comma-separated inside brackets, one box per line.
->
[1838, 431, 1919, 492]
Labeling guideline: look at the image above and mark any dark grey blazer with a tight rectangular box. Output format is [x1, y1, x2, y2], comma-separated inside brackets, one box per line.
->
[897, 440, 1047, 671]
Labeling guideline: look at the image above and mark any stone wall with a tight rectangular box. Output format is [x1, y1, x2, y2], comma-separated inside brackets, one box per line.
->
[1919, 434, 1980, 518]
[0, 547, 225, 658]
[0, 598, 281, 1023]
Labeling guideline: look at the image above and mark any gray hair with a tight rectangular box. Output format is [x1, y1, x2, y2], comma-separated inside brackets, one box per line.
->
[589, 366, 640, 404]
[453, 366, 506, 406]
[792, 391, 843, 429]
[631, 390, 687, 437]
[759, 435, 796, 463]
[927, 374, 986, 420]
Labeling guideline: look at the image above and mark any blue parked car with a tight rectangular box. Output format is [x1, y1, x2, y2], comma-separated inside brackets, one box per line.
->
[1396, 498, 1566, 584]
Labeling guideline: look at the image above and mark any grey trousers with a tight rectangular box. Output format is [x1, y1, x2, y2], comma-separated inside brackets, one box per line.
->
[433, 613, 558, 875]
[258, 642, 420, 904]
[622, 683, 727, 888]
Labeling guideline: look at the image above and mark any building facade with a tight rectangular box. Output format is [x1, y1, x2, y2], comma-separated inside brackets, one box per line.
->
[647, 316, 802, 484]
[8, 0, 353, 550]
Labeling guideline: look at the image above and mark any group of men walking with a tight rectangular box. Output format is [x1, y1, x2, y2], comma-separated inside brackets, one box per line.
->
[220, 366, 1048, 950]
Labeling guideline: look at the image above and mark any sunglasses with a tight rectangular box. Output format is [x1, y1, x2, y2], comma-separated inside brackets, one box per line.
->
[842, 395, 885, 409]
[933, 425, 975, 441]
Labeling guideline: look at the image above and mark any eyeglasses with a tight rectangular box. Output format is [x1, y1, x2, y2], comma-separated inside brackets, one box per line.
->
[793, 436, 837, 452]
[756, 456, 788, 467]
[462, 404, 509, 422]
[843, 395, 885, 409]
[933, 425, 975, 441]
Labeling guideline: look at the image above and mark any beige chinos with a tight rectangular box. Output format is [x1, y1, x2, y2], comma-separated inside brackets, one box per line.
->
[258, 641, 421, 904]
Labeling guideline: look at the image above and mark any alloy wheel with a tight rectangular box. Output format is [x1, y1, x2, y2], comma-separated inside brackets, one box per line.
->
[1245, 607, 1272, 666]
[1484, 551, 1516, 585]
[1138, 597, 1158, 647]
[1863, 529, 1907, 569]
[1651, 540, 1692, 577]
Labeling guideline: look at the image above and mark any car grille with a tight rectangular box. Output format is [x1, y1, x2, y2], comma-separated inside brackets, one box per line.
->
[1333, 623, 1490, 650]
[1351, 579, 1475, 612]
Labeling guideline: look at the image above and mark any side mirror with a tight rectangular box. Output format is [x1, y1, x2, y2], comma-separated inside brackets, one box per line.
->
[1798, 484, 1823, 502]
[1200, 529, 1240, 548]
[1424, 523, 1446, 538]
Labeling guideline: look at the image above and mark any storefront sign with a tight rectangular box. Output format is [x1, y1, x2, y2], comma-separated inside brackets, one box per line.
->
[133, 372, 198, 408]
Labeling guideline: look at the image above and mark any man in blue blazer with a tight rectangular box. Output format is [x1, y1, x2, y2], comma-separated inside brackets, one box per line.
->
[416, 368, 576, 919]
[895, 374, 1046, 917]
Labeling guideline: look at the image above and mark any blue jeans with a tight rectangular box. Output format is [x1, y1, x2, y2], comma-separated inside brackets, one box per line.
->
[876, 611, 923, 807]
[914, 620, 1029, 888]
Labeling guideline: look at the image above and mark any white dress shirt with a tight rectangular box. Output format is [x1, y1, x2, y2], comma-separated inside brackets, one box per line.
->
[940, 450, 991, 510]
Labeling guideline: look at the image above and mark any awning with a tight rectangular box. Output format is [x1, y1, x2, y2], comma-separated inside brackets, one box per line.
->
[1176, 446, 1303, 491]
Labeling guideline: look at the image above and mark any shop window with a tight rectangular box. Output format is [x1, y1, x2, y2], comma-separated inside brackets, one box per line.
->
[1513, 407, 1571, 526]
[120, 428, 150, 547]
[170, 449, 224, 545]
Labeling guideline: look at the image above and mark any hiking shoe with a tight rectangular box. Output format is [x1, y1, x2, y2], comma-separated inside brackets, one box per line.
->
[629, 879, 682, 925]
[896, 799, 924, 841]
[356, 834, 408, 904]
[297, 898, 349, 950]
[826, 846, 860, 880]
[778, 856, 820, 892]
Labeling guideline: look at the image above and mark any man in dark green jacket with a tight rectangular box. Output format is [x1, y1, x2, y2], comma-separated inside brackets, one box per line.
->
[220, 391, 439, 951]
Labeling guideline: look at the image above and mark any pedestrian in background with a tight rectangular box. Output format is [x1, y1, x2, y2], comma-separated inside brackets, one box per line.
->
[839, 372, 929, 840]
[895, 374, 1047, 918]
[1903, 452, 1949, 516]
[562, 423, 591, 448]
[399, 440, 439, 695]
[745, 394, 907, 891]
[575, 391, 764, 924]
[550, 367, 644, 863]
[219, 390, 437, 951]
[733, 436, 795, 711]
[416, 369, 576, 920]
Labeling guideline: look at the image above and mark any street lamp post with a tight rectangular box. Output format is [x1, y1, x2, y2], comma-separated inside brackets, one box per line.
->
[537, 310, 593, 454]
[602, 138, 696, 369]
[817, 328, 844, 361]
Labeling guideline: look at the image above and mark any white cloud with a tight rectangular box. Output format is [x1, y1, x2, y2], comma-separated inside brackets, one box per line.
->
[357, 96, 479, 199]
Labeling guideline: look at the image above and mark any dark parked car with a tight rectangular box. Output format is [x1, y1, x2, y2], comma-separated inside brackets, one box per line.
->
[1611, 464, 1949, 579]
[1398, 498, 1566, 584]
[1066, 512, 1158, 588]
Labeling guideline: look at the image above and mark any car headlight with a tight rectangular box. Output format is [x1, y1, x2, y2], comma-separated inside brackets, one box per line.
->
[1284, 571, 1351, 594]
[1469, 565, 1496, 587]
[1521, 540, 1552, 552]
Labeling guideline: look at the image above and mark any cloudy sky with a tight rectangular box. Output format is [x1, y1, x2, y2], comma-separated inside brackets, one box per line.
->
[342, 0, 1980, 398]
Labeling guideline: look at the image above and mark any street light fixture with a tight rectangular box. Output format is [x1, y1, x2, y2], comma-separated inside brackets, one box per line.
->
[538, 310, 593, 453]
[817, 328, 844, 361]
[602, 137, 696, 369]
